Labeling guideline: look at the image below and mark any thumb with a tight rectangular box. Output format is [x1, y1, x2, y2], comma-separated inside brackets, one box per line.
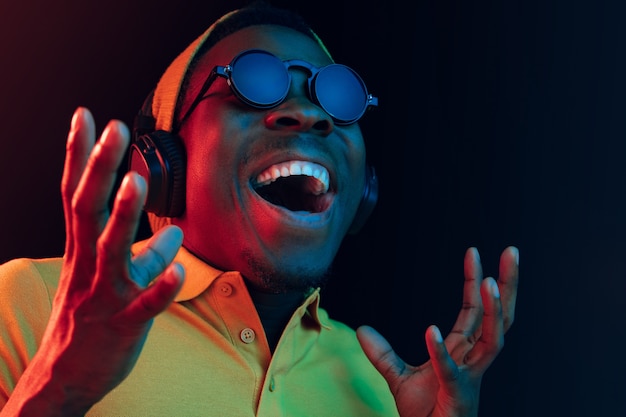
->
[356, 325, 407, 386]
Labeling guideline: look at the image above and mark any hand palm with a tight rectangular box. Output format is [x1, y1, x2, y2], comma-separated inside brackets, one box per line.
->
[28, 108, 185, 410]
[357, 246, 518, 417]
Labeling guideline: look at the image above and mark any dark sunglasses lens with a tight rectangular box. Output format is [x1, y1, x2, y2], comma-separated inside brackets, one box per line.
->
[314, 65, 368, 124]
[230, 51, 289, 108]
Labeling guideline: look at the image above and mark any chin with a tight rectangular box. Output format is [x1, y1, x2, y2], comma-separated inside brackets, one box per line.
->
[243, 249, 333, 293]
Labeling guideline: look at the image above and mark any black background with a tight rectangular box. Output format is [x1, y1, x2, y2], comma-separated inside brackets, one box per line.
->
[1, 1, 625, 416]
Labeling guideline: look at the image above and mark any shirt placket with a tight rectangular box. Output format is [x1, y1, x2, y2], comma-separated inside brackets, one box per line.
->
[210, 272, 272, 410]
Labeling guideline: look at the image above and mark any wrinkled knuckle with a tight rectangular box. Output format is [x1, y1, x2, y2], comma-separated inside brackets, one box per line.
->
[113, 204, 135, 225]
[95, 233, 110, 254]
[466, 333, 479, 345]
[447, 365, 461, 382]
[462, 303, 482, 315]
[507, 313, 516, 326]
[129, 260, 152, 287]
[71, 192, 87, 216]
[145, 247, 167, 271]
[139, 296, 157, 316]
[61, 177, 72, 196]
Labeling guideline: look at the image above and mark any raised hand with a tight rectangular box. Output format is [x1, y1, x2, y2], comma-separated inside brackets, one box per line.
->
[357, 246, 519, 417]
[1, 108, 185, 416]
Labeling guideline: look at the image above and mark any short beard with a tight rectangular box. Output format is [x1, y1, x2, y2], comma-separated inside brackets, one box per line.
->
[243, 250, 333, 294]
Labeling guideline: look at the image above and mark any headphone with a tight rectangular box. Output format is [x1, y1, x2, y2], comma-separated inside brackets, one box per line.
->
[128, 90, 379, 234]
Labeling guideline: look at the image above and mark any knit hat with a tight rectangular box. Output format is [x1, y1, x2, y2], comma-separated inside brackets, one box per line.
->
[146, 2, 330, 232]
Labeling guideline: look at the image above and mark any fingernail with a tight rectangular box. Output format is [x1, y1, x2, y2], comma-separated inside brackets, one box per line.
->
[431, 325, 443, 343]
[119, 173, 144, 202]
[70, 107, 83, 132]
[118, 173, 134, 199]
[173, 262, 185, 279]
[101, 120, 117, 144]
[491, 279, 500, 298]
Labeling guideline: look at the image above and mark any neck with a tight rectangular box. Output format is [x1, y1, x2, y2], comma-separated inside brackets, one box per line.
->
[245, 282, 307, 353]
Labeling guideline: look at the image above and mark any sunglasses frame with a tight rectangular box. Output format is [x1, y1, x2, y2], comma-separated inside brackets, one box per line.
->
[177, 49, 378, 128]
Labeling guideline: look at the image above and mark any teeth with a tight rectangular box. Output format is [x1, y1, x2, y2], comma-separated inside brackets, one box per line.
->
[255, 160, 330, 195]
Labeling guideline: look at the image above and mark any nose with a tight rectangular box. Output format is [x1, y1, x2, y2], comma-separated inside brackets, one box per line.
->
[263, 71, 333, 135]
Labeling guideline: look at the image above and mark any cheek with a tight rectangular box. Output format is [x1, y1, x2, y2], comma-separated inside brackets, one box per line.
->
[180, 143, 242, 262]
[341, 127, 368, 191]
[181, 124, 249, 223]
[184, 145, 229, 211]
[340, 124, 367, 163]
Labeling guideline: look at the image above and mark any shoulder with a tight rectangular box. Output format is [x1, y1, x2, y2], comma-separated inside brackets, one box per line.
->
[0, 258, 62, 405]
[0, 256, 62, 338]
[0, 257, 63, 307]
[311, 308, 398, 414]
[316, 307, 366, 353]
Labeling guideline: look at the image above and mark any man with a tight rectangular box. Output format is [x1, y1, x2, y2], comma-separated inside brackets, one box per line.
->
[0, 3, 519, 416]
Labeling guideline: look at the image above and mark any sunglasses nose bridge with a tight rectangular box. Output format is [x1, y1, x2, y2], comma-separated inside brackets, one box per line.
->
[264, 91, 334, 135]
[276, 69, 330, 116]
[283, 67, 313, 100]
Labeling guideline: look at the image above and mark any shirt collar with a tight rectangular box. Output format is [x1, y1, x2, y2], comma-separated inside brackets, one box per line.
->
[130, 240, 331, 328]
[131, 240, 222, 302]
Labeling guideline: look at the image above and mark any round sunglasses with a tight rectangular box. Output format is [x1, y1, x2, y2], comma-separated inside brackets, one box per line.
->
[178, 49, 378, 127]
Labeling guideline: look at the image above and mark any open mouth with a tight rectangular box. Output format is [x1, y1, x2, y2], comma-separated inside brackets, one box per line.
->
[252, 160, 332, 213]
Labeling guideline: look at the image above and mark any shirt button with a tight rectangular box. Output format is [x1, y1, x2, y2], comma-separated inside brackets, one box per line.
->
[240, 328, 256, 344]
[218, 283, 233, 297]
[269, 377, 276, 392]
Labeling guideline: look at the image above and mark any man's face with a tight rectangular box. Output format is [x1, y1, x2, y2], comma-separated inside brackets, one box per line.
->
[173, 25, 367, 292]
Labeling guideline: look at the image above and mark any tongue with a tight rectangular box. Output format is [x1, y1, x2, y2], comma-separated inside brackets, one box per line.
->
[304, 177, 326, 195]
[256, 176, 326, 212]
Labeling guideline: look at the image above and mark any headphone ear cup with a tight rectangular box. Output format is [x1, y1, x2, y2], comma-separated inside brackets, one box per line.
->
[128, 130, 186, 217]
[348, 164, 379, 235]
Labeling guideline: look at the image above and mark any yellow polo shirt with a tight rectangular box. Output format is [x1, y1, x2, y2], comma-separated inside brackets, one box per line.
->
[0, 244, 399, 416]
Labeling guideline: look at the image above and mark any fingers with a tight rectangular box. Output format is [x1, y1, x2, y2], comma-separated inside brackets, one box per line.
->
[61, 113, 131, 294]
[425, 325, 459, 385]
[56, 108, 182, 329]
[466, 277, 504, 369]
[131, 225, 184, 288]
[122, 262, 185, 323]
[95, 173, 148, 288]
[450, 247, 484, 339]
[426, 281, 503, 404]
[356, 325, 408, 388]
[498, 246, 519, 331]
[72, 119, 130, 251]
[426, 325, 481, 416]
[62, 107, 96, 256]
[461, 248, 517, 370]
